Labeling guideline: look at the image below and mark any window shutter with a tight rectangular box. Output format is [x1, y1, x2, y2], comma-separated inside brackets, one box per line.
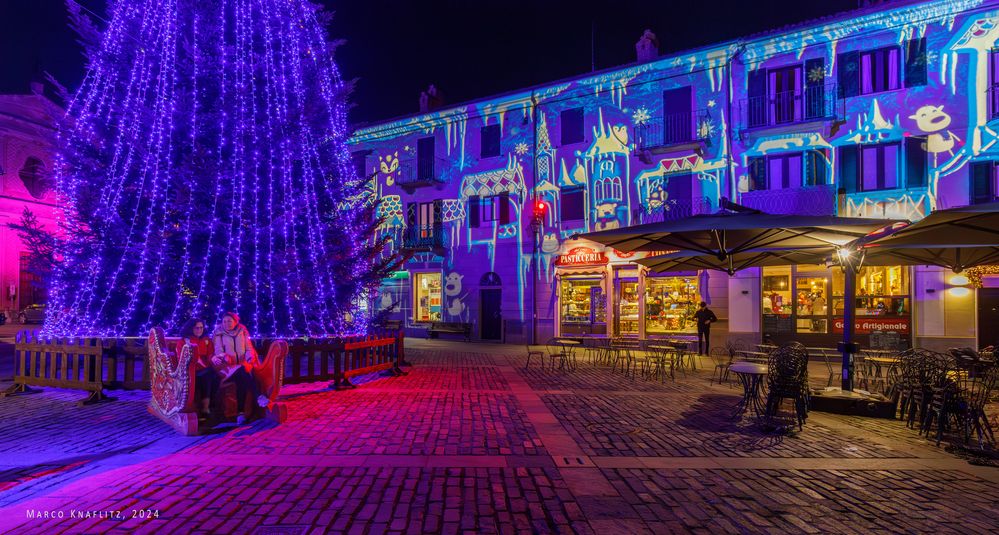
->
[904, 136, 927, 188]
[904, 37, 927, 88]
[499, 192, 512, 225]
[971, 162, 993, 205]
[805, 150, 827, 186]
[748, 157, 766, 191]
[480, 124, 501, 158]
[747, 70, 767, 128]
[406, 203, 417, 241]
[837, 51, 860, 98]
[560, 108, 585, 146]
[469, 195, 481, 228]
[838, 145, 859, 193]
[432, 199, 443, 224]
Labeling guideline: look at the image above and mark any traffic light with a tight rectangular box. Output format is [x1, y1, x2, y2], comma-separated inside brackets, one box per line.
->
[532, 200, 547, 222]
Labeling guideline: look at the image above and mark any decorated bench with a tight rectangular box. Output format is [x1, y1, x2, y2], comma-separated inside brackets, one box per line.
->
[147, 327, 289, 435]
[428, 321, 471, 342]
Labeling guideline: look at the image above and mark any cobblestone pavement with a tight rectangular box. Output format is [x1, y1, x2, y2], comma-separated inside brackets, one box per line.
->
[1, 339, 998, 534]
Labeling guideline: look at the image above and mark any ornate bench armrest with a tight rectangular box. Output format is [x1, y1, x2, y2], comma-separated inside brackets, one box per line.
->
[147, 327, 198, 434]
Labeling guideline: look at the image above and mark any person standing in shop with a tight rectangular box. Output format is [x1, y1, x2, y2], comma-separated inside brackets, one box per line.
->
[693, 301, 717, 355]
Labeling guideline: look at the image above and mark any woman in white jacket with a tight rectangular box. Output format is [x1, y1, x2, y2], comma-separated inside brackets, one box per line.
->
[211, 311, 267, 424]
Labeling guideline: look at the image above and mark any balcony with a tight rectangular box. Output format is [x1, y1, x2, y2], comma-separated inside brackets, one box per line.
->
[740, 83, 842, 131]
[739, 184, 836, 216]
[396, 157, 452, 192]
[402, 224, 446, 254]
[634, 109, 711, 152]
[633, 197, 714, 224]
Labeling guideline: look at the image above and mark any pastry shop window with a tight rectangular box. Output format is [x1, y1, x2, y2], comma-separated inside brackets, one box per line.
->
[832, 265, 910, 317]
[413, 272, 442, 322]
[794, 271, 829, 334]
[762, 265, 794, 335]
[560, 277, 607, 335]
[645, 276, 698, 334]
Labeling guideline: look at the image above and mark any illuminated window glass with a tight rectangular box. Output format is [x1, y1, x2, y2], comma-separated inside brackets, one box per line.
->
[413, 272, 442, 322]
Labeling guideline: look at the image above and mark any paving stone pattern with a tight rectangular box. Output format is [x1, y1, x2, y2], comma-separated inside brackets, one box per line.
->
[0, 338, 997, 534]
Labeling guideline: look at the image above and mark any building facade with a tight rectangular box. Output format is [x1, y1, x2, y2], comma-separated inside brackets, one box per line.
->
[0, 86, 60, 322]
[349, 0, 999, 351]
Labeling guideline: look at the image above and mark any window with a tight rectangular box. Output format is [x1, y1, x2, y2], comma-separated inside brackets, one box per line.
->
[560, 107, 585, 145]
[645, 276, 699, 334]
[413, 272, 442, 322]
[768, 66, 801, 124]
[990, 48, 999, 119]
[860, 143, 900, 191]
[480, 124, 501, 158]
[18, 157, 48, 199]
[747, 153, 812, 190]
[481, 196, 499, 222]
[561, 187, 585, 221]
[350, 151, 368, 180]
[417, 136, 435, 180]
[662, 86, 692, 143]
[832, 265, 910, 319]
[417, 202, 436, 236]
[860, 47, 901, 94]
[971, 161, 997, 205]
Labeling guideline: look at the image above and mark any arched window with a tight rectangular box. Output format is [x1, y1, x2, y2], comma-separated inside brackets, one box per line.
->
[19, 157, 49, 199]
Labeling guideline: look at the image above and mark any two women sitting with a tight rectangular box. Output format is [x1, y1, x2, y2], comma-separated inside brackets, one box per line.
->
[178, 311, 269, 425]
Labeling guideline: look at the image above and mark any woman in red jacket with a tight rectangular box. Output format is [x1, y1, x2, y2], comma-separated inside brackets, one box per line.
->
[177, 318, 218, 418]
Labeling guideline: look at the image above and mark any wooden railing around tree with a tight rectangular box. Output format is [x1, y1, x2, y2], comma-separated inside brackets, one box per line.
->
[1, 328, 407, 405]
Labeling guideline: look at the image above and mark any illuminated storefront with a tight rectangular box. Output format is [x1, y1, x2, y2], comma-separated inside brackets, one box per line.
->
[762, 264, 911, 347]
[413, 272, 442, 323]
[553, 244, 702, 337]
[645, 275, 699, 335]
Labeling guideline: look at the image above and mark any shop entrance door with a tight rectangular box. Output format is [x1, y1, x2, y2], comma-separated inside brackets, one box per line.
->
[614, 278, 639, 336]
[978, 288, 999, 348]
[480, 289, 502, 341]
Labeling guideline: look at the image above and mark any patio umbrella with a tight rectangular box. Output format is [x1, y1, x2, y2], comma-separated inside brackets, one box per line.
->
[637, 247, 832, 275]
[857, 201, 999, 273]
[582, 212, 901, 258]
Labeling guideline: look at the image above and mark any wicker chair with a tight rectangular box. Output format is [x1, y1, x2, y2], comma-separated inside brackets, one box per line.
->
[763, 342, 810, 430]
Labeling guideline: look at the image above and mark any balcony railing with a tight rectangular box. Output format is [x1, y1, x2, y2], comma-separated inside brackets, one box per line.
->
[741, 83, 841, 130]
[633, 197, 714, 224]
[634, 109, 711, 151]
[402, 224, 445, 251]
[396, 157, 452, 188]
[738, 184, 836, 216]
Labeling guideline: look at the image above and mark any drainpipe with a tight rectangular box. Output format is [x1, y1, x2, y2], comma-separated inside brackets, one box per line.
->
[531, 93, 539, 345]
[725, 44, 746, 204]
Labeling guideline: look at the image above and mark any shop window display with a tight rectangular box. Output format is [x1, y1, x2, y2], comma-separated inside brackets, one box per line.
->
[560, 278, 606, 334]
[414, 272, 442, 322]
[616, 279, 639, 335]
[832, 265, 909, 317]
[645, 277, 698, 334]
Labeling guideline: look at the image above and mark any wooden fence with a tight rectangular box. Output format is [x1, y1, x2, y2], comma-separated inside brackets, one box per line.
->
[2, 328, 406, 404]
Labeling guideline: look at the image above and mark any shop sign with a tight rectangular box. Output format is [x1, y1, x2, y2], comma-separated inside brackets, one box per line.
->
[556, 247, 608, 267]
[832, 318, 909, 334]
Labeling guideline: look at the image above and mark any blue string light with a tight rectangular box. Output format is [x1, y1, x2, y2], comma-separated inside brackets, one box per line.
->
[44, 0, 379, 338]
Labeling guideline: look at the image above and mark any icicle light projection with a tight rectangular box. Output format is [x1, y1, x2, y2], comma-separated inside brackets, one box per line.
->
[45, 0, 389, 337]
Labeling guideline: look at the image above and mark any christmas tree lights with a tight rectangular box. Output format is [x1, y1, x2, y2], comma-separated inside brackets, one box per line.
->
[45, 0, 390, 337]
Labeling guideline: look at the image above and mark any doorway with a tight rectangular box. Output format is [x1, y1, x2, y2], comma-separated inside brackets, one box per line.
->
[978, 288, 999, 349]
[480, 288, 502, 341]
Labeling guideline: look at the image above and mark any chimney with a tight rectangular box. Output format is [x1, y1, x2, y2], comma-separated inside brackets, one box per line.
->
[635, 30, 659, 63]
[419, 84, 444, 113]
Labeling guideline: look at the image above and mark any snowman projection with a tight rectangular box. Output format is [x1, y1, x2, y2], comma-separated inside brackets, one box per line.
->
[444, 272, 468, 321]
[909, 105, 961, 165]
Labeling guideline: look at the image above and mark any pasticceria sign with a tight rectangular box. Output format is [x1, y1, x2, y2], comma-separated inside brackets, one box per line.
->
[555, 247, 609, 267]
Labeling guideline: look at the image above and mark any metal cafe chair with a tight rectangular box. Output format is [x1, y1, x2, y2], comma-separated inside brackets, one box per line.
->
[709, 347, 732, 385]
[806, 347, 837, 387]
[524, 343, 546, 370]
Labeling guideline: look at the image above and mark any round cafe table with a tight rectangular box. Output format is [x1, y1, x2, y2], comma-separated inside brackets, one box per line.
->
[730, 361, 769, 418]
[553, 339, 580, 370]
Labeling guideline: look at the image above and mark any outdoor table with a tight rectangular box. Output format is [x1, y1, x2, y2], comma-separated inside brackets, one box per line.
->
[645, 344, 678, 382]
[553, 339, 580, 370]
[730, 361, 769, 418]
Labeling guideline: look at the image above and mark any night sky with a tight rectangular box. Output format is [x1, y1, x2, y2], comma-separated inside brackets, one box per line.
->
[2, 0, 861, 125]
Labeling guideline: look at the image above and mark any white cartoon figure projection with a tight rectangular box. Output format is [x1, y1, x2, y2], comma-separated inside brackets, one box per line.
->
[380, 292, 394, 310]
[909, 105, 961, 165]
[540, 233, 560, 255]
[444, 272, 467, 321]
[379, 151, 400, 186]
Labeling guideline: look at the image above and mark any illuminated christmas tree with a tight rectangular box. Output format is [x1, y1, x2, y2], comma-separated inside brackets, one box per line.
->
[44, 1, 391, 337]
